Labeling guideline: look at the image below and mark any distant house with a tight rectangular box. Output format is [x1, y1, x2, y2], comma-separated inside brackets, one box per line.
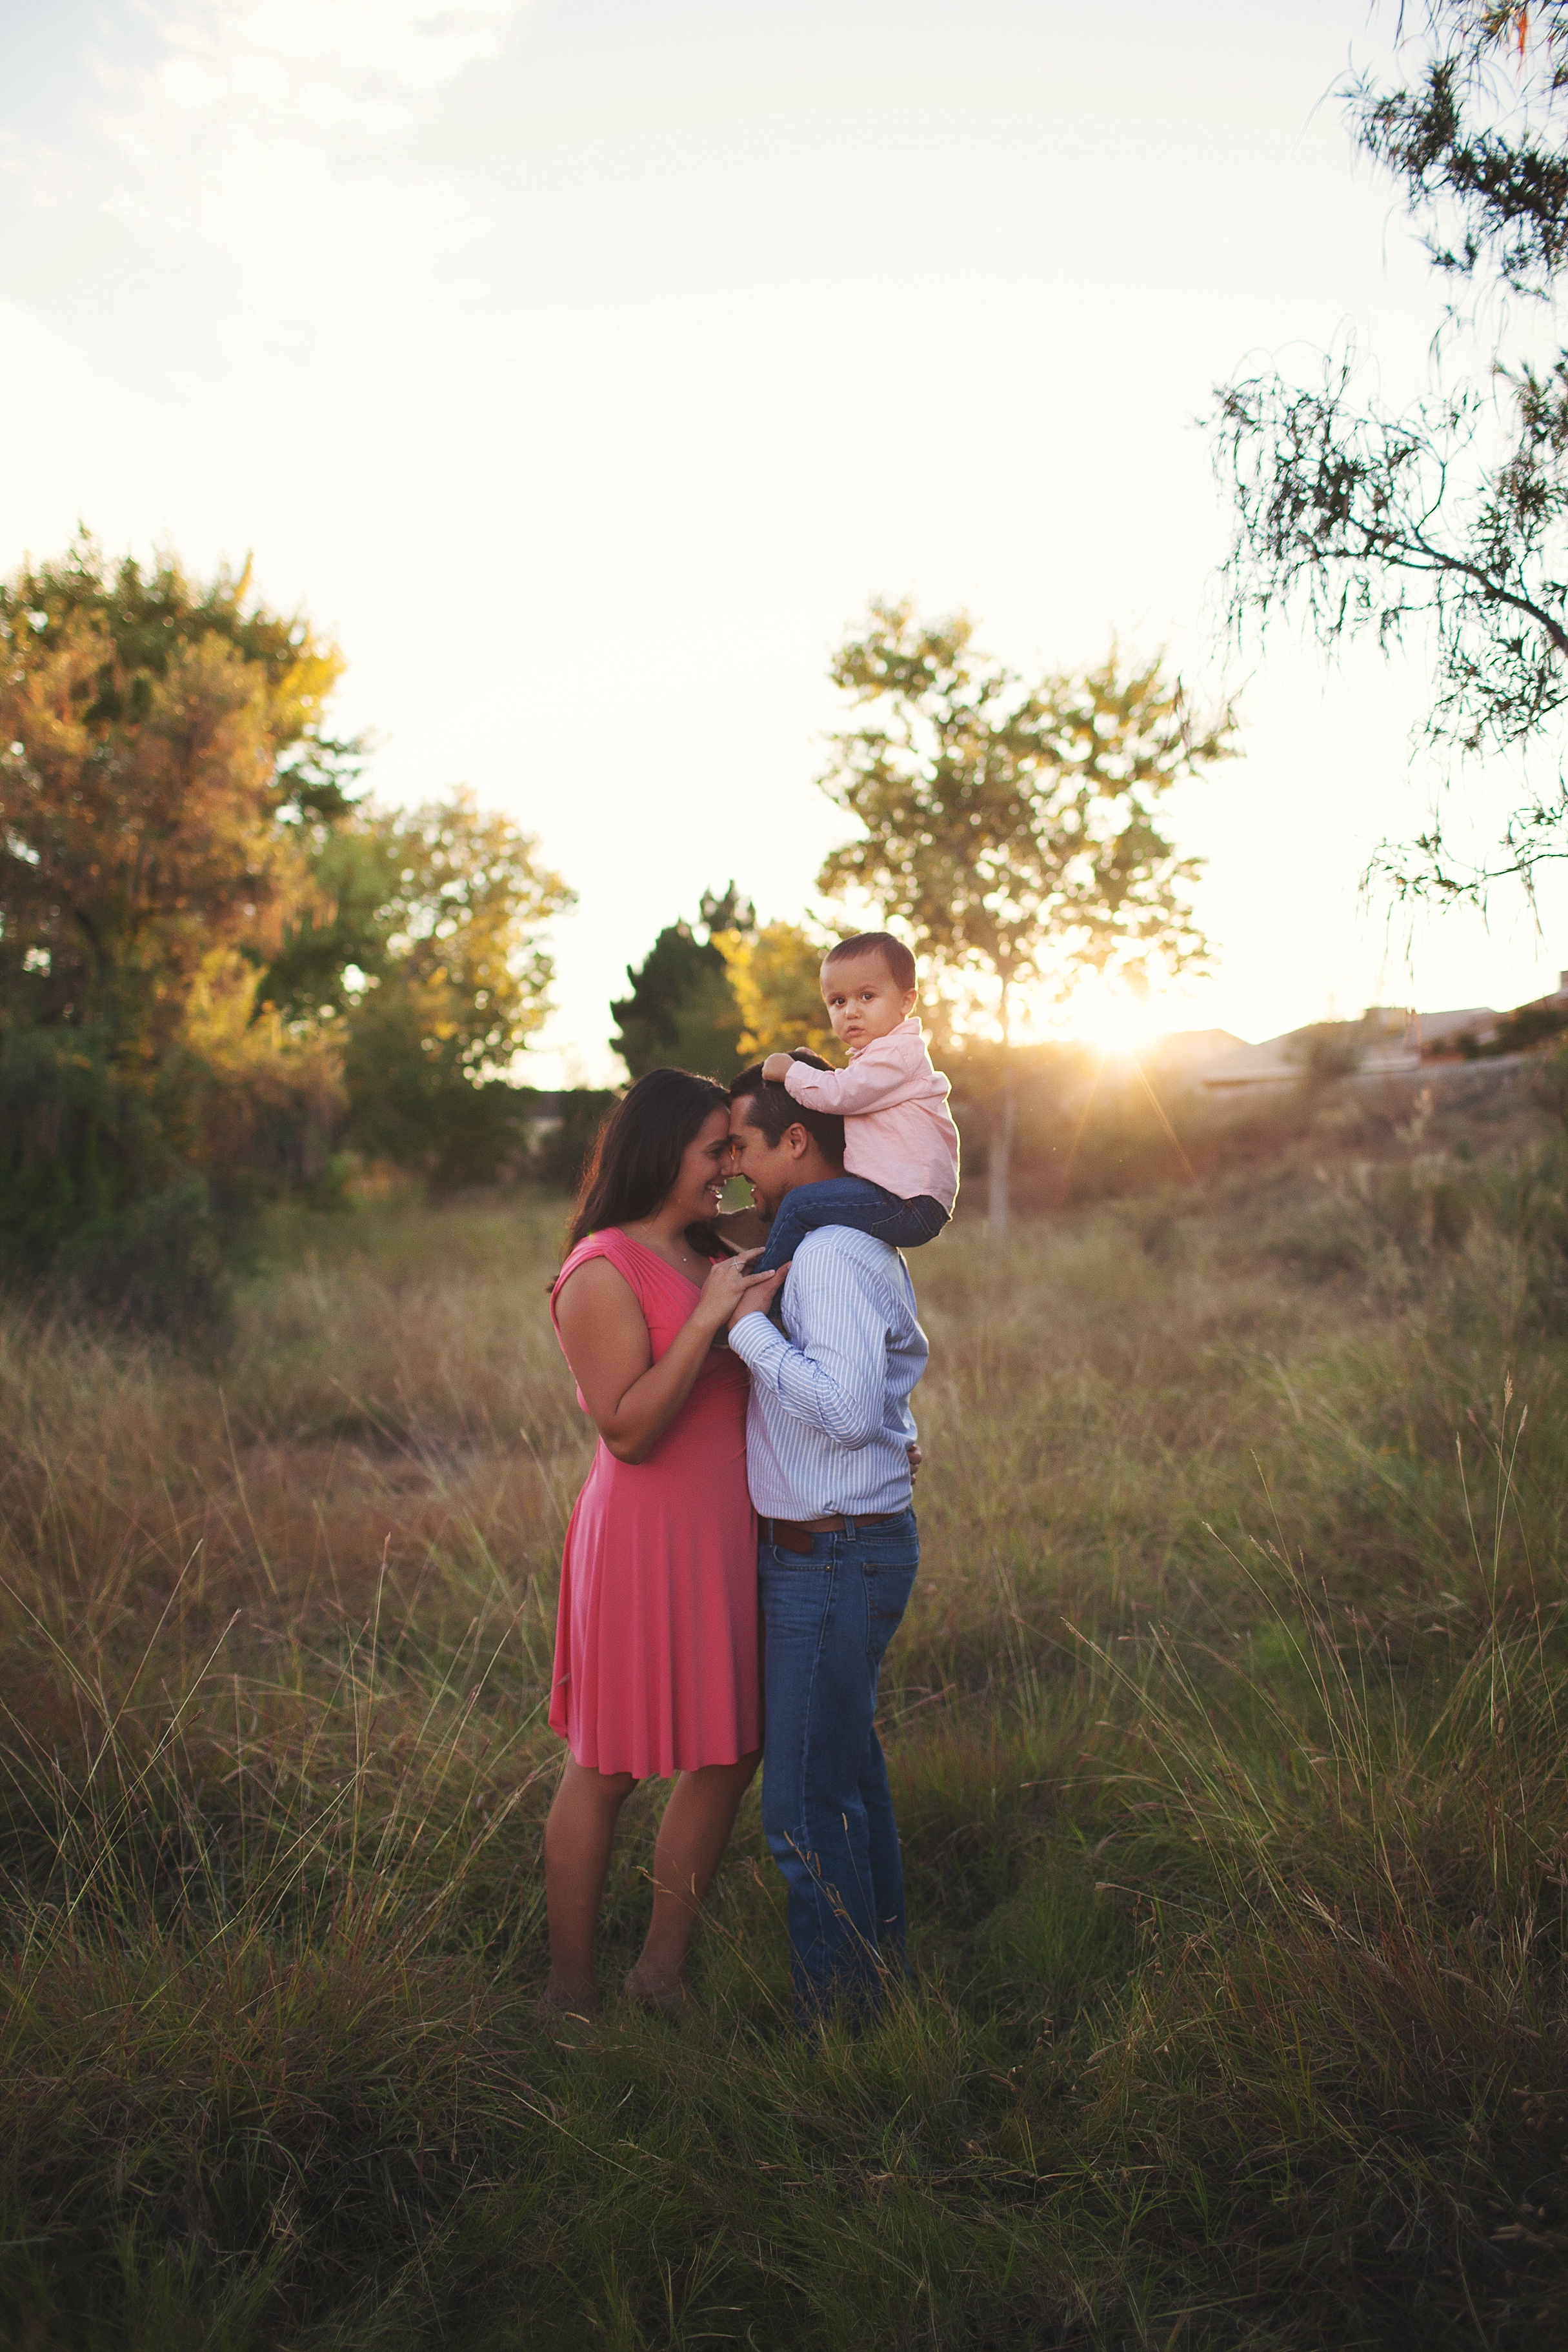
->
[1186, 1033, 1298, 1090]
[1148, 1029, 1245, 1068]
[1179, 970, 1568, 1090]
[1414, 1006, 1500, 1057]
[1420, 972, 1568, 1060]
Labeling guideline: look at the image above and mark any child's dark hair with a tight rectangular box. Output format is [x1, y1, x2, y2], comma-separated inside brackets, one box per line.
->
[562, 1067, 730, 1261]
[823, 930, 917, 992]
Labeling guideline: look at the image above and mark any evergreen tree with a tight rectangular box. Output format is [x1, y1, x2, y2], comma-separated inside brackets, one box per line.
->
[610, 887, 750, 1080]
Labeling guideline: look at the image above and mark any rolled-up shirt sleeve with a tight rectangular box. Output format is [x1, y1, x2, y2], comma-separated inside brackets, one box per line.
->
[729, 1247, 888, 1448]
[782, 1047, 915, 1116]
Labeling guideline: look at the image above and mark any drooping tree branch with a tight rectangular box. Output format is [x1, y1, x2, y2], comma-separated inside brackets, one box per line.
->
[1352, 5, 1568, 299]
[1214, 352, 1568, 753]
[1209, 6, 1568, 894]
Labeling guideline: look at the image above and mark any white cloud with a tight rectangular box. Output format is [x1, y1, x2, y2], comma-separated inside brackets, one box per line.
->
[89, 0, 532, 337]
[109, 0, 527, 145]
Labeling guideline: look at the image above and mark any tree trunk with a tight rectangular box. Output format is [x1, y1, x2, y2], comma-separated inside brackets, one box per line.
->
[987, 1069, 1016, 1238]
[988, 982, 1016, 1239]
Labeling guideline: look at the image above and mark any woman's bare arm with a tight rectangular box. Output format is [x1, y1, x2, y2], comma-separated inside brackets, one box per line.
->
[554, 1253, 783, 1465]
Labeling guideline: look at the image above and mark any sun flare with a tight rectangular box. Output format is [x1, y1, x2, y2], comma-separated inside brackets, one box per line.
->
[1062, 984, 1165, 1059]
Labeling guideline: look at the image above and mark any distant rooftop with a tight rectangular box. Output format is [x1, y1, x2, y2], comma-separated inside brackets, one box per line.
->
[1174, 971, 1568, 1089]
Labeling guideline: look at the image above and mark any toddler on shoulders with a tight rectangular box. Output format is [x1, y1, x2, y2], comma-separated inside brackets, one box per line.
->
[750, 931, 960, 1274]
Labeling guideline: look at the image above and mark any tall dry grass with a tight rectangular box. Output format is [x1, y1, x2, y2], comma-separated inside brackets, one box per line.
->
[0, 1147, 1567, 2345]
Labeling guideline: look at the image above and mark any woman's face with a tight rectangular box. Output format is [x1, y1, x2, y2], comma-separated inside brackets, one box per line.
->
[665, 1107, 734, 1223]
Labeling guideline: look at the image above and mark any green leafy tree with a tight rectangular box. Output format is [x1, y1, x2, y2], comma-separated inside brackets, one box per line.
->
[0, 536, 348, 1041]
[714, 918, 837, 1060]
[610, 886, 750, 1080]
[266, 790, 573, 1186]
[1212, 2, 1568, 894]
[818, 601, 1231, 1232]
[0, 536, 574, 1289]
[0, 538, 348, 1310]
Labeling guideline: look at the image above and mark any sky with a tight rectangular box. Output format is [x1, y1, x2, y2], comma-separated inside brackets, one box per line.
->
[4, 0, 1568, 1082]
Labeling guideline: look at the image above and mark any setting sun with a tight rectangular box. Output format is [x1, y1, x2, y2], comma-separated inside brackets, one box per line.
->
[1060, 983, 1168, 1059]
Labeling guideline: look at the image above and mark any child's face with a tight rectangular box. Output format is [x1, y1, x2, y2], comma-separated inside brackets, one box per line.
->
[821, 954, 918, 1050]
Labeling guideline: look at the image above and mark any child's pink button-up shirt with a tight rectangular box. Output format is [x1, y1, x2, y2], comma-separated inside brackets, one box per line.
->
[781, 1019, 960, 1212]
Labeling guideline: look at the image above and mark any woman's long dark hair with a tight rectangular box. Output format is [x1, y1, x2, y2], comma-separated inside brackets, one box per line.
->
[562, 1067, 731, 1260]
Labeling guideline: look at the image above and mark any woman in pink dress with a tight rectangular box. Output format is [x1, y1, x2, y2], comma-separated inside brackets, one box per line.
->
[543, 1068, 783, 2020]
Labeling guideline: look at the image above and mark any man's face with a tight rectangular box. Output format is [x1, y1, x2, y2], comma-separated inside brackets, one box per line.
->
[727, 1102, 801, 1218]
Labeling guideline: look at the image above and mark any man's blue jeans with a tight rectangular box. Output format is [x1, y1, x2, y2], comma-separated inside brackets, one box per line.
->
[759, 1509, 920, 2025]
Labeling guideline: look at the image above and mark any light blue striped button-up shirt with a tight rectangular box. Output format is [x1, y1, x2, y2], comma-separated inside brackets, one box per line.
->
[729, 1226, 929, 1518]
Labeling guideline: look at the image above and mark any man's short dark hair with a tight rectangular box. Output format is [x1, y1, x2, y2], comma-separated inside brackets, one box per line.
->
[730, 1050, 846, 1165]
[823, 930, 917, 992]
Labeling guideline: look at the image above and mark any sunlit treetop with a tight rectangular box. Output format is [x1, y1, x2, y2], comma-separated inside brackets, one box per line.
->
[0, 529, 359, 821]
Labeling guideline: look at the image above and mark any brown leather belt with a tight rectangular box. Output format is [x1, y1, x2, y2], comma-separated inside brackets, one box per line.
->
[759, 1511, 902, 1554]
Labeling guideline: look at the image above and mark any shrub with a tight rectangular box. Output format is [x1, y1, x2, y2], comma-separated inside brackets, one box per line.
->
[59, 1176, 230, 1332]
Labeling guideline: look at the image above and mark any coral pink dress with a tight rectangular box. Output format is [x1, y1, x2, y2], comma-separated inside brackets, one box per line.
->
[548, 1229, 759, 1778]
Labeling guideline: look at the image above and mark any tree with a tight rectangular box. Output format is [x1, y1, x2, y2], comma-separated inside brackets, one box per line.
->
[1, 537, 347, 1043]
[0, 538, 349, 1307]
[266, 790, 573, 1185]
[1212, 2, 1568, 895]
[713, 919, 838, 1060]
[610, 886, 750, 1080]
[0, 537, 574, 1293]
[818, 601, 1231, 1233]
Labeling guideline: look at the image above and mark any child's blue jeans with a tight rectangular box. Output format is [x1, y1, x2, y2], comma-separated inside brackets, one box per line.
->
[752, 1177, 949, 1274]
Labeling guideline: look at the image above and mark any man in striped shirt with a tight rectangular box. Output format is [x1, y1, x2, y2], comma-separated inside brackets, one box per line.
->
[727, 1056, 929, 2025]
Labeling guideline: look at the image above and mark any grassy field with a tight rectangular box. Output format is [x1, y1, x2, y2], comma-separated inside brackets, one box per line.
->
[3, 1093, 1568, 2348]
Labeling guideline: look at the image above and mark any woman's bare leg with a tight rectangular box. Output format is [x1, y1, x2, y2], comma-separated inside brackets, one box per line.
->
[628, 1751, 761, 2013]
[542, 1755, 638, 2016]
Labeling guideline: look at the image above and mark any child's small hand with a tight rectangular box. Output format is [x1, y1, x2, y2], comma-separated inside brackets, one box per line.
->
[761, 1052, 794, 1083]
